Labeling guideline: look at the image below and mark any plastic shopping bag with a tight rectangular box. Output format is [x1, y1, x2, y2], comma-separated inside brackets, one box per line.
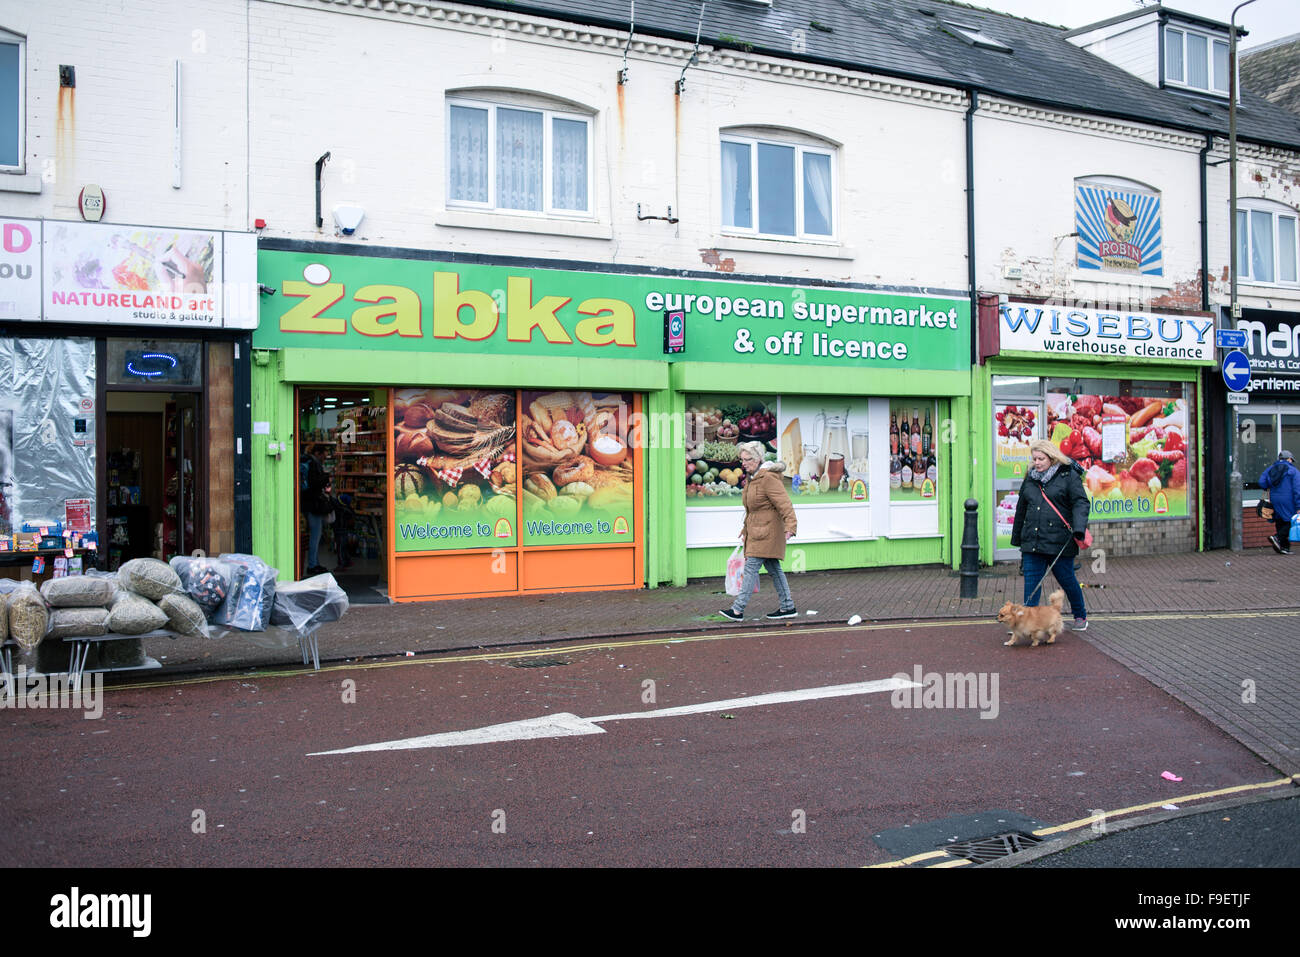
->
[1290, 513, 1300, 543]
[724, 545, 758, 597]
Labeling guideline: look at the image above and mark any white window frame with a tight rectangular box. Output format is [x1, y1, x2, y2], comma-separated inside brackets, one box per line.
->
[445, 95, 593, 219]
[1236, 200, 1300, 287]
[0, 28, 25, 174]
[1164, 25, 1229, 95]
[719, 132, 837, 242]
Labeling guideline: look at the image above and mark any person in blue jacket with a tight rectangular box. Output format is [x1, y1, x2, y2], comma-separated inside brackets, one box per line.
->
[1259, 450, 1300, 555]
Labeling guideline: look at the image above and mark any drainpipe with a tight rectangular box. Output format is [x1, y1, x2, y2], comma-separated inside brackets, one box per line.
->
[966, 89, 978, 365]
[1200, 134, 1212, 313]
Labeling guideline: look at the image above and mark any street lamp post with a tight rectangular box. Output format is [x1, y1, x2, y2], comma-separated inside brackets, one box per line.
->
[1227, 0, 1257, 552]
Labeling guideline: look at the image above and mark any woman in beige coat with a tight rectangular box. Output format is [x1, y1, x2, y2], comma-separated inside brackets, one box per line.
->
[721, 441, 798, 621]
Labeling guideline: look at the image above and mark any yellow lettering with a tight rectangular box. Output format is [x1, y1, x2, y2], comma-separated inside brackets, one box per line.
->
[433, 272, 498, 341]
[280, 281, 346, 334]
[506, 277, 572, 344]
[574, 298, 636, 346]
[351, 284, 422, 337]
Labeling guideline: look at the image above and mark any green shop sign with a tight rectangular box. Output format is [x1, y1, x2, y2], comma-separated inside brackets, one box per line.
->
[254, 250, 970, 372]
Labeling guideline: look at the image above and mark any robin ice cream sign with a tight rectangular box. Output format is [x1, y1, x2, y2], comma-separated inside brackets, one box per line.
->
[1075, 181, 1163, 276]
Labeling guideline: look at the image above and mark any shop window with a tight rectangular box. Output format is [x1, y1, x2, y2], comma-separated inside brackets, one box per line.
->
[1239, 411, 1300, 489]
[0, 28, 24, 172]
[1164, 25, 1229, 95]
[720, 131, 835, 240]
[1236, 201, 1300, 286]
[446, 95, 592, 217]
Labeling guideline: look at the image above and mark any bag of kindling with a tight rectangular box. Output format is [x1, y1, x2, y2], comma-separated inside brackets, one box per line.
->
[724, 545, 758, 598]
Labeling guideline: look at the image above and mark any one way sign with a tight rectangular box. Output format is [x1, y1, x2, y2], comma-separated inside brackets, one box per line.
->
[1222, 350, 1251, 392]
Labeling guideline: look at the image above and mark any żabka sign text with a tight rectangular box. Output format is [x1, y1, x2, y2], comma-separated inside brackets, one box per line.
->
[255, 250, 970, 372]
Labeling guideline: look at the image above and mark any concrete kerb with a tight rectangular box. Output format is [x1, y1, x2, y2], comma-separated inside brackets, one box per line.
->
[980, 777, 1300, 868]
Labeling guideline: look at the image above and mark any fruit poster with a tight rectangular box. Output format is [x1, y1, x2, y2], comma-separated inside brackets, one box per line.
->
[684, 395, 870, 508]
[994, 404, 1039, 480]
[1045, 392, 1189, 520]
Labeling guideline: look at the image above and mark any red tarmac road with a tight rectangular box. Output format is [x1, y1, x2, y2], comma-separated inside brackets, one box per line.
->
[0, 618, 1278, 867]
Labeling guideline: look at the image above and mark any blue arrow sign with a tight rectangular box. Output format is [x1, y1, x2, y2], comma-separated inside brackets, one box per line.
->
[1222, 349, 1251, 392]
[1216, 328, 1247, 349]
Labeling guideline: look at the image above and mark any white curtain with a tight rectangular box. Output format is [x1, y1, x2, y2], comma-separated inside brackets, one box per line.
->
[552, 117, 588, 212]
[803, 151, 832, 236]
[448, 106, 488, 204]
[1252, 210, 1274, 282]
[1279, 216, 1297, 283]
[721, 141, 750, 228]
[496, 107, 543, 211]
[1187, 33, 1208, 90]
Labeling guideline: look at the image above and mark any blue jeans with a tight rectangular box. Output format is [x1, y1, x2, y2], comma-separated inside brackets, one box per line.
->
[730, 556, 794, 615]
[1022, 551, 1086, 620]
[306, 511, 323, 569]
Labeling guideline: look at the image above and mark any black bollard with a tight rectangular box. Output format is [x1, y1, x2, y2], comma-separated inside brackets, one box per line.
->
[960, 498, 980, 599]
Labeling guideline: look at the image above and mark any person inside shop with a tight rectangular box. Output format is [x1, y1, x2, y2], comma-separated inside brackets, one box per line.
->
[1011, 439, 1090, 631]
[300, 443, 335, 576]
[721, 441, 798, 621]
[1259, 450, 1300, 556]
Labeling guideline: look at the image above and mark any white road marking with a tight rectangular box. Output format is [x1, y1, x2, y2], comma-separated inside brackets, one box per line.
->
[309, 677, 918, 756]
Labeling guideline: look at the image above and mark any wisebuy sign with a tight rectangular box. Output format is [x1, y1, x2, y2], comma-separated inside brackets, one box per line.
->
[254, 250, 969, 372]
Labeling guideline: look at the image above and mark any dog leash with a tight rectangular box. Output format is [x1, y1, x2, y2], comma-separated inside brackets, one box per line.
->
[1024, 537, 1071, 605]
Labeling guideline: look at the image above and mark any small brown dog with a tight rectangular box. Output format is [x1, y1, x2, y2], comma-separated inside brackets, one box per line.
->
[997, 590, 1065, 647]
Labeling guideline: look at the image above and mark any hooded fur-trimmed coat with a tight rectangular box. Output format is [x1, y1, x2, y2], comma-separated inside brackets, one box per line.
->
[741, 461, 798, 560]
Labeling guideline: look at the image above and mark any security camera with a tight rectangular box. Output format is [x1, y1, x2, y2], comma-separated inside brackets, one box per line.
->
[332, 204, 365, 236]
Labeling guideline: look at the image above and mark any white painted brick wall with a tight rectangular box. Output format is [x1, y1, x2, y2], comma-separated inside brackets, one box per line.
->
[0, 0, 249, 230]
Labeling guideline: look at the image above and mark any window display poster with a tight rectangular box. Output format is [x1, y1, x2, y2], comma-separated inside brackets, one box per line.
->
[994, 404, 1039, 480]
[1045, 393, 1189, 520]
[519, 390, 635, 546]
[684, 395, 776, 507]
[65, 498, 93, 532]
[684, 394, 870, 507]
[781, 398, 870, 504]
[392, 387, 518, 552]
[889, 403, 937, 501]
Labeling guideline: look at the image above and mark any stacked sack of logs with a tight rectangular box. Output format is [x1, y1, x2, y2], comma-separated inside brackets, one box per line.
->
[1, 554, 348, 666]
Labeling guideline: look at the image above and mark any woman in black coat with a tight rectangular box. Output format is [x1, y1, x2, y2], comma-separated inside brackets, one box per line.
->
[1010, 439, 1091, 631]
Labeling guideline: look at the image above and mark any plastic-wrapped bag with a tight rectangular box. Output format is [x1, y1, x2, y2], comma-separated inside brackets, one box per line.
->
[119, 558, 184, 601]
[158, 592, 210, 638]
[84, 569, 123, 606]
[108, 591, 169, 636]
[7, 582, 49, 651]
[48, 607, 110, 640]
[169, 556, 236, 615]
[0, 578, 21, 642]
[270, 573, 349, 634]
[41, 575, 115, 608]
[212, 553, 278, 632]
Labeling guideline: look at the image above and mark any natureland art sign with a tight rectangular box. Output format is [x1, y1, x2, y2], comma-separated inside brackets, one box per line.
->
[254, 249, 970, 372]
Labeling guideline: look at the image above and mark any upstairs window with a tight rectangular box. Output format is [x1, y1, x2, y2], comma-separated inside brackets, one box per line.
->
[1165, 26, 1229, 95]
[721, 133, 835, 240]
[446, 96, 591, 216]
[0, 29, 24, 171]
[1237, 201, 1299, 285]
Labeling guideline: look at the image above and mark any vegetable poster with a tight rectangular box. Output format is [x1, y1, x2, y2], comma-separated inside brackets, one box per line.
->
[1045, 393, 1189, 520]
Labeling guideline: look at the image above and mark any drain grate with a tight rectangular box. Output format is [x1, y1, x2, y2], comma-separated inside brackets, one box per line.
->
[509, 657, 570, 669]
[943, 831, 1042, 863]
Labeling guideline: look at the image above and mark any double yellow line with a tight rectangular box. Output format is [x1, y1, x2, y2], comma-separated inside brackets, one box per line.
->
[868, 775, 1299, 868]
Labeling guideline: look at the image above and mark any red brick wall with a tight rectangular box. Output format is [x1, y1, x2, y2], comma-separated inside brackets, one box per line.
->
[1243, 507, 1285, 549]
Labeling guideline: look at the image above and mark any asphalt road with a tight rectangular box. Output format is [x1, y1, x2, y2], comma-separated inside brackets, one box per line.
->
[1, 615, 1282, 869]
